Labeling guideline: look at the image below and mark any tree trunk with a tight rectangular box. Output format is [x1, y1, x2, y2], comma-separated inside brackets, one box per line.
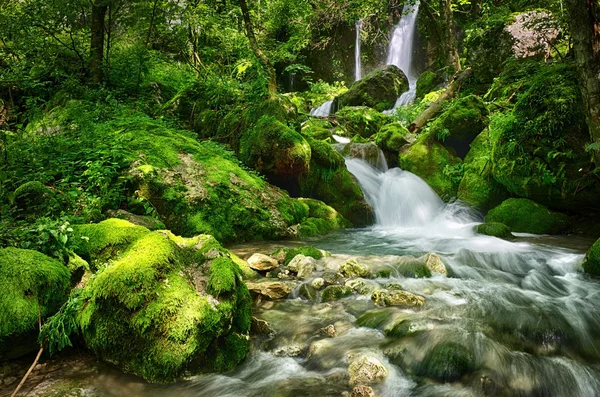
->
[239, 0, 277, 96]
[90, 1, 108, 84]
[566, 0, 600, 164]
[440, 0, 461, 73]
[408, 68, 472, 133]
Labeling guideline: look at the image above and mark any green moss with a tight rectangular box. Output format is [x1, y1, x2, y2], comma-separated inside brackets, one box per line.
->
[12, 181, 54, 210]
[208, 257, 240, 297]
[582, 239, 600, 277]
[416, 71, 444, 100]
[336, 65, 409, 112]
[398, 136, 462, 199]
[417, 342, 474, 382]
[0, 248, 70, 359]
[272, 246, 324, 266]
[375, 123, 413, 153]
[321, 285, 353, 302]
[356, 309, 393, 329]
[394, 262, 431, 278]
[486, 198, 568, 234]
[334, 107, 389, 138]
[477, 222, 513, 238]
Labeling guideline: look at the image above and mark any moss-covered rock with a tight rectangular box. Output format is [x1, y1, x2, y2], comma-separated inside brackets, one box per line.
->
[457, 129, 509, 209]
[300, 118, 334, 141]
[0, 248, 70, 360]
[582, 239, 600, 277]
[239, 115, 311, 189]
[416, 71, 445, 100]
[339, 259, 371, 278]
[298, 138, 374, 226]
[334, 107, 389, 139]
[271, 245, 324, 266]
[297, 198, 351, 237]
[394, 261, 431, 278]
[428, 95, 489, 158]
[340, 142, 386, 169]
[335, 65, 409, 112]
[416, 341, 474, 382]
[72, 219, 251, 382]
[488, 62, 600, 212]
[371, 289, 425, 307]
[399, 137, 463, 199]
[375, 123, 414, 152]
[321, 285, 353, 302]
[12, 181, 54, 212]
[486, 198, 568, 234]
[477, 222, 513, 239]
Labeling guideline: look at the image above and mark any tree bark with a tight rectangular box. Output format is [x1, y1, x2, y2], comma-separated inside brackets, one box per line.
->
[90, 0, 108, 84]
[566, 0, 600, 164]
[408, 67, 472, 133]
[239, 0, 277, 96]
[440, 0, 461, 73]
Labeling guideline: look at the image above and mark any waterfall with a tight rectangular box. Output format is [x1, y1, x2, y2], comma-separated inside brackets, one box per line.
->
[309, 99, 334, 117]
[384, 1, 420, 113]
[345, 158, 479, 232]
[355, 19, 363, 82]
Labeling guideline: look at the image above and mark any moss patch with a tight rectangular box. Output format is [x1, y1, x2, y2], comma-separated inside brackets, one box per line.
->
[486, 198, 568, 234]
[582, 239, 600, 277]
[477, 222, 513, 239]
[334, 107, 389, 139]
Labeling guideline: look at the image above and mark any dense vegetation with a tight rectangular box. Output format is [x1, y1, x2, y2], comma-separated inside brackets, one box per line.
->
[1, 0, 600, 392]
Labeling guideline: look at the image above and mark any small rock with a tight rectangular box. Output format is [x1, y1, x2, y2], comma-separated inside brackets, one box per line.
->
[251, 316, 274, 335]
[371, 289, 425, 307]
[288, 254, 316, 279]
[348, 354, 389, 386]
[272, 344, 303, 357]
[299, 283, 319, 301]
[322, 285, 353, 302]
[340, 259, 371, 278]
[247, 253, 279, 271]
[318, 324, 337, 338]
[424, 253, 447, 276]
[323, 271, 342, 286]
[311, 277, 325, 290]
[246, 281, 292, 299]
[346, 279, 376, 295]
[351, 385, 376, 397]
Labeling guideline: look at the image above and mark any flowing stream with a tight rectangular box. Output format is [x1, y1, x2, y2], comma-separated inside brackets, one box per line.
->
[14, 156, 600, 397]
[355, 19, 363, 82]
[384, 1, 420, 113]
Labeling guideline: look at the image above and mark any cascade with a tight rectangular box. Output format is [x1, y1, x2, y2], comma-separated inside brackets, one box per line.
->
[309, 99, 334, 117]
[355, 19, 363, 82]
[384, 1, 420, 113]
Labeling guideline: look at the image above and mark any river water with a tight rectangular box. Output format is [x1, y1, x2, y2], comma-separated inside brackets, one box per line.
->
[3, 159, 599, 397]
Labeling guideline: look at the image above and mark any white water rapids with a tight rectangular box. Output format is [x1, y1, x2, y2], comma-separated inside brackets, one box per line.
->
[355, 19, 363, 82]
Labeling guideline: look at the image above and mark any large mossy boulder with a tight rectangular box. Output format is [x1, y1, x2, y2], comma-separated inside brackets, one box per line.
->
[416, 341, 474, 382]
[457, 130, 509, 209]
[399, 137, 463, 199]
[239, 115, 311, 189]
[415, 71, 445, 100]
[582, 239, 600, 277]
[334, 107, 389, 139]
[428, 95, 489, 158]
[72, 219, 252, 382]
[375, 123, 416, 167]
[486, 198, 568, 234]
[0, 248, 70, 360]
[335, 65, 409, 112]
[488, 62, 600, 212]
[298, 138, 374, 226]
[477, 222, 513, 239]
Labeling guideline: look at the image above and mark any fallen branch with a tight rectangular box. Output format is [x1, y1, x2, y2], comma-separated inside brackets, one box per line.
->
[11, 306, 46, 397]
[408, 67, 473, 134]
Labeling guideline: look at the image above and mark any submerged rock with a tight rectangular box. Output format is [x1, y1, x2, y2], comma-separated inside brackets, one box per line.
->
[340, 259, 371, 278]
[0, 248, 70, 360]
[477, 222, 513, 239]
[251, 317, 274, 335]
[322, 285, 354, 302]
[247, 253, 279, 272]
[416, 341, 474, 382]
[347, 354, 389, 386]
[423, 253, 447, 276]
[371, 289, 425, 307]
[486, 198, 568, 234]
[335, 65, 409, 112]
[246, 281, 292, 300]
[583, 239, 600, 277]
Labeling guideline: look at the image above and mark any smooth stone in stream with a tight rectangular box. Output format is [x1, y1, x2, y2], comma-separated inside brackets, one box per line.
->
[424, 253, 447, 276]
[251, 316, 274, 335]
[371, 289, 425, 307]
[246, 281, 292, 299]
[340, 259, 371, 278]
[288, 254, 316, 279]
[247, 253, 279, 271]
[311, 277, 325, 289]
[347, 354, 389, 386]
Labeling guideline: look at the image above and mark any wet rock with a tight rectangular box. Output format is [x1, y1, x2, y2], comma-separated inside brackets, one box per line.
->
[246, 281, 292, 299]
[351, 385, 376, 397]
[477, 222, 513, 239]
[287, 254, 316, 279]
[347, 354, 389, 386]
[323, 271, 342, 286]
[318, 324, 337, 338]
[322, 285, 354, 302]
[272, 344, 303, 357]
[311, 277, 325, 290]
[339, 142, 386, 169]
[356, 309, 394, 329]
[299, 283, 319, 301]
[583, 238, 600, 277]
[340, 259, 371, 278]
[371, 289, 425, 307]
[346, 279, 376, 295]
[251, 317, 274, 335]
[486, 198, 568, 234]
[416, 341, 474, 382]
[423, 253, 447, 276]
[247, 253, 279, 271]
